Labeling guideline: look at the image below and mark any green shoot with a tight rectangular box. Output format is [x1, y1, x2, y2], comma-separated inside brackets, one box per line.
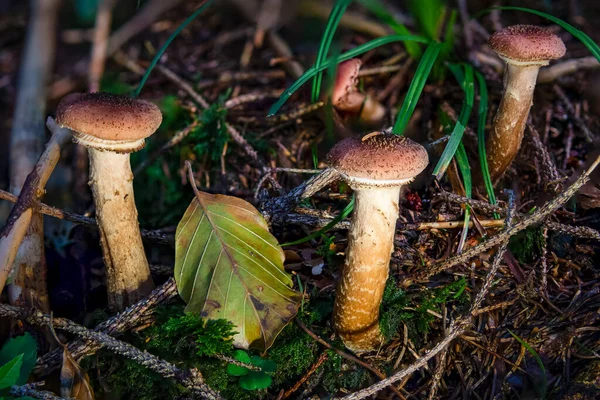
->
[356, 0, 422, 59]
[268, 34, 429, 116]
[433, 63, 474, 179]
[133, 0, 214, 98]
[392, 41, 442, 135]
[474, 71, 498, 212]
[508, 330, 547, 398]
[311, 0, 353, 103]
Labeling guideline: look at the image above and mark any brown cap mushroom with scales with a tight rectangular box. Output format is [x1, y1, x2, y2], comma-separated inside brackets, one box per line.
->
[482, 25, 565, 184]
[327, 132, 428, 352]
[331, 59, 386, 126]
[57, 92, 162, 311]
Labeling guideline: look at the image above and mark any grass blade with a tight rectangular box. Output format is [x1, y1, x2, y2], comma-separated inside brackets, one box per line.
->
[433, 63, 474, 179]
[356, 0, 422, 59]
[474, 71, 497, 210]
[281, 196, 355, 247]
[268, 34, 429, 116]
[311, 0, 353, 103]
[392, 41, 443, 135]
[454, 142, 472, 253]
[508, 329, 548, 398]
[133, 0, 214, 98]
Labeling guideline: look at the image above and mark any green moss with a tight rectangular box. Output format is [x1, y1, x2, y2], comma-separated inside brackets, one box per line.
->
[144, 306, 235, 363]
[509, 227, 545, 263]
[380, 278, 470, 344]
[269, 324, 318, 387]
[321, 351, 369, 394]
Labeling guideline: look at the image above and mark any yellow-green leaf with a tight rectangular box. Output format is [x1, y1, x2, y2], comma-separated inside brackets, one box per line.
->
[175, 191, 301, 350]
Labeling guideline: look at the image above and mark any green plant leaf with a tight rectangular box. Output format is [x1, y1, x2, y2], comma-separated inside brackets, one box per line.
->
[175, 191, 302, 350]
[356, 0, 422, 59]
[239, 371, 272, 390]
[227, 350, 251, 376]
[0, 334, 37, 386]
[0, 354, 23, 390]
[474, 71, 498, 212]
[392, 41, 443, 135]
[267, 34, 429, 116]
[133, 0, 214, 97]
[433, 63, 474, 178]
[311, 0, 353, 102]
[508, 329, 547, 398]
[250, 356, 277, 373]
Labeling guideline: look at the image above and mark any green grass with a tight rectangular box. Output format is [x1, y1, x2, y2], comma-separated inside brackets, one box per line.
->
[508, 329, 548, 399]
[433, 63, 474, 179]
[392, 41, 443, 135]
[311, 0, 353, 103]
[356, 0, 422, 59]
[268, 34, 429, 116]
[133, 0, 214, 98]
[474, 71, 498, 212]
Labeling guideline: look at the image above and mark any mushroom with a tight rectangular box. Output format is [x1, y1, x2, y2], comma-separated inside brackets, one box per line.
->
[484, 25, 565, 183]
[326, 132, 429, 351]
[56, 92, 162, 311]
[331, 59, 386, 126]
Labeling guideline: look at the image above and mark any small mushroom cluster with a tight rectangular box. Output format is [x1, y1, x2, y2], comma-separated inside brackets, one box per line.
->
[324, 25, 567, 352]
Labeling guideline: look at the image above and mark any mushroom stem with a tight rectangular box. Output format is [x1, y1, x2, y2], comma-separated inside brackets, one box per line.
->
[485, 63, 541, 183]
[88, 149, 154, 310]
[333, 185, 401, 352]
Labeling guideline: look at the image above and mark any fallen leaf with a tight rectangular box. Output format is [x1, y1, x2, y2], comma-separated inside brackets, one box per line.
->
[60, 346, 94, 400]
[175, 191, 302, 350]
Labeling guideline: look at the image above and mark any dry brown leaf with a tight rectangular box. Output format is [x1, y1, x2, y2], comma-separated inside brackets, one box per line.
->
[60, 346, 95, 400]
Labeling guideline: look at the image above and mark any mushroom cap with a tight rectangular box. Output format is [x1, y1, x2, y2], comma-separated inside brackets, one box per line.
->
[326, 132, 429, 187]
[56, 92, 162, 152]
[489, 25, 566, 66]
[332, 59, 364, 112]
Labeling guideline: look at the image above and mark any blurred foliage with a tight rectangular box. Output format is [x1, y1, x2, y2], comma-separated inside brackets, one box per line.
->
[509, 227, 545, 264]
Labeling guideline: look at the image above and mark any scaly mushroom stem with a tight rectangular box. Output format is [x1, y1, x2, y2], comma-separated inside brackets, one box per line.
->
[88, 149, 154, 310]
[333, 186, 401, 352]
[486, 63, 541, 183]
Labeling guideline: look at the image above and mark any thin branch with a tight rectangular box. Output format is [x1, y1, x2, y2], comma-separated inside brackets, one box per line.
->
[34, 278, 178, 376]
[1, 302, 220, 399]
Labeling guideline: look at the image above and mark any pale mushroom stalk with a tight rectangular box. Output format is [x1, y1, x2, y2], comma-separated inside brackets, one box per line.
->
[483, 25, 565, 183]
[334, 185, 402, 351]
[56, 92, 162, 310]
[327, 132, 428, 352]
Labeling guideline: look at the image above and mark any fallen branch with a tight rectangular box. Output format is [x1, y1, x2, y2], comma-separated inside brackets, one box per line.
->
[410, 154, 600, 283]
[34, 278, 178, 376]
[1, 300, 220, 399]
[10, 382, 66, 400]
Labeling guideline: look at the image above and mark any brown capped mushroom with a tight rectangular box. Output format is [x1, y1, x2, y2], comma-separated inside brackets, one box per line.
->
[484, 25, 565, 183]
[331, 59, 386, 126]
[326, 132, 429, 352]
[56, 92, 162, 311]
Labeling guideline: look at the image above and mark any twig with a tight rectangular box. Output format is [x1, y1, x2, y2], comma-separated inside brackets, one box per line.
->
[1, 303, 221, 398]
[0, 189, 174, 246]
[340, 193, 517, 400]
[259, 168, 340, 223]
[88, 0, 117, 92]
[553, 84, 595, 143]
[537, 56, 599, 83]
[410, 155, 600, 282]
[0, 118, 71, 300]
[10, 382, 66, 400]
[34, 278, 178, 376]
[296, 319, 406, 400]
[282, 352, 328, 399]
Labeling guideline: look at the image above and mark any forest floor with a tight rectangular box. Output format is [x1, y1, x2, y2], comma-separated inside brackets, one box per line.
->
[1, 0, 600, 399]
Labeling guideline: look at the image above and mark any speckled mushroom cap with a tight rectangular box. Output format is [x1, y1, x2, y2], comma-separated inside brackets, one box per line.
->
[489, 25, 566, 66]
[56, 92, 162, 153]
[326, 132, 429, 188]
[332, 59, 364, 113]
